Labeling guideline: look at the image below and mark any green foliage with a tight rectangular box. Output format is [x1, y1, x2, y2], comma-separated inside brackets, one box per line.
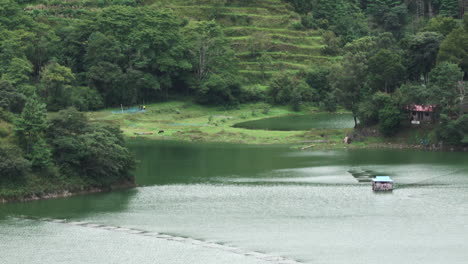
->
[0, 144, 30, 181]
[302, 67, 336, 111]
[427, 62, 463, 109]
[367, 49, 405, 93]
[329, 38, 373, 125]
[404, 31, 444, 82]
[40, 62, 75, 111]
[1, 57, 33, 85]
[267, 72, 311, 109]
[0, 80, 26, 113]
[14, 94, 51, 168]
[240, 85, 266, 103]
[438, 0, 460, 18]
[367, 0, 408, 37]
[321, 31, 343, 56]
[435, 114, 468, 145]
[47, 108, 134, 184]
[437, 15, 468, 75]
[379, 103, 404, 136]
[70, 86, 104, 111]
[185, 21, 241, 105]
[424, 15, 459, 36]
[284, 0, 368, 42]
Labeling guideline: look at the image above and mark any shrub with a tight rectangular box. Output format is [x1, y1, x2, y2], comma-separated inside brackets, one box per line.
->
[240, 85, 266, 103]
[0, 145, 31, 181]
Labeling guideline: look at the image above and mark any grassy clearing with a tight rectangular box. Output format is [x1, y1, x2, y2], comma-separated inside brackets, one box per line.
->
[89, 100, 352, 146]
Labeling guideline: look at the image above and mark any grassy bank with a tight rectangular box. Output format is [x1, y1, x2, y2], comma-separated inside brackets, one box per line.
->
[88, 100, 352, 147]
[88, 100, 459, 151]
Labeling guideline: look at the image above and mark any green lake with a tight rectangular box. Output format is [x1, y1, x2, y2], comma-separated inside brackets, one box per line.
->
[1, 140, 467, 264]
[233, 113, 355, 130]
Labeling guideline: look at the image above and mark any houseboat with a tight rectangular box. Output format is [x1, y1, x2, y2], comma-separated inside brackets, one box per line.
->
[372, 176, 394, 191]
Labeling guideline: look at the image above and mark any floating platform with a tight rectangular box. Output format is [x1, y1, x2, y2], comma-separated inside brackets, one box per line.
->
[372, 176, 394, 191]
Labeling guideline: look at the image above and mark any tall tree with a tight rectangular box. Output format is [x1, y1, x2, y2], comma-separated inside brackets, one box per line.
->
[14, 94, 51, 168]
[438, 14, 468, 76]
[367, 49, 406, 93]
[405, 31, 443, 82]
[185, 21, 241, 104]
[40, 62, 75, 111]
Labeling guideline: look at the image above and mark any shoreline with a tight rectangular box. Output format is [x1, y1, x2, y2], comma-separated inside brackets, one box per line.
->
[126, 135, 468, 152]
[0, 181, 136, 204]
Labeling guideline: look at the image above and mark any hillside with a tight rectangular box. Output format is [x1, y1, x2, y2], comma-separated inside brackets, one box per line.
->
[21, 0, 331, 85]
[158, 0, 330, 84]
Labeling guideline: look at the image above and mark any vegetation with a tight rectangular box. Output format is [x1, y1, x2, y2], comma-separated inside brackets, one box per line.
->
[1, 0, 468, 200]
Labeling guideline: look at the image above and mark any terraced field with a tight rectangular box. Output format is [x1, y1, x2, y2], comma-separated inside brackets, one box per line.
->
[22, 0, 333, 85]
[152, 0, 332, 84]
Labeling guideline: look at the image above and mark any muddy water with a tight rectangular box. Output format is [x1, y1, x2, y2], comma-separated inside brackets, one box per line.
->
[1, 140, 467, 264]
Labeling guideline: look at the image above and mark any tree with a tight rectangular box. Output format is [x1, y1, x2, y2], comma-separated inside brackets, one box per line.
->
[81, 6, 191, 104]
[437, 15, 468, 76]
[367, 49, 406, 93]
[185, 21, 240, 104]
[0, 80, 26, 113]
[367, 1, 408, 37]
[1, 57, 33, 85]
[330, 37, 376, 126]
[405, 31, 443, 82]
[424, 15, 459, 36]
[14, 94, 51, 168]
[0, 144, 30, 181]
[47, 108, 135, 184]
[40, 62, 75, 111]
[438, 0, 460, 17]
[427, 62, 464, 110]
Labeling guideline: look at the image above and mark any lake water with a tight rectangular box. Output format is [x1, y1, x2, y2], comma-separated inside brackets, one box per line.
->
[1, 140, 467, 264]
[233, 113, 355, 130]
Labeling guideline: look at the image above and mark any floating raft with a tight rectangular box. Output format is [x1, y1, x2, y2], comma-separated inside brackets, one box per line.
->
[372, 176, 394, 191]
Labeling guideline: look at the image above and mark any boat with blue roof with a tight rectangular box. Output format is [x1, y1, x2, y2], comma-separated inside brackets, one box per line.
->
[372, 176, 394, 191]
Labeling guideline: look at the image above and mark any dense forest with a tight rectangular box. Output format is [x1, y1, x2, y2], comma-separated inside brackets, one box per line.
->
[1, 0, 467, 198]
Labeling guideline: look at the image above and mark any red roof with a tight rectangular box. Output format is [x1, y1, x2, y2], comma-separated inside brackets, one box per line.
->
[407, 104, 437, 112]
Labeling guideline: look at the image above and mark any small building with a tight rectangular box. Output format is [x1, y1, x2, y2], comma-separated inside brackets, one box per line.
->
[408, 104, 437, 124]
[372, 176, 394, 191]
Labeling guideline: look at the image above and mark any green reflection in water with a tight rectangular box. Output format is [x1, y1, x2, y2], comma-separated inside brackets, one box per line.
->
[233, 113, 355, 131]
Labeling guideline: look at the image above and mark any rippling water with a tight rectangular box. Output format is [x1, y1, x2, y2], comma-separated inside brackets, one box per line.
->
[1, 140, 467, 264]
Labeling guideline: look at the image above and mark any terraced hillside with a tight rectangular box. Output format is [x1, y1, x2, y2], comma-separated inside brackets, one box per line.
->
[151, 0, 331, 84]
[22, 0, 333, 85]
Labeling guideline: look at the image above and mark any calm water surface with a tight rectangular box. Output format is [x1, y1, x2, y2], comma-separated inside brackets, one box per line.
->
[233, 113, 355, 130]
[1, 140, 467, 264]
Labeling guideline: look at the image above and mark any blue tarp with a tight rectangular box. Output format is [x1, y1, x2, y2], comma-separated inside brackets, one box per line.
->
[111, 107, 146, 114]
[372, 176, 393, 182]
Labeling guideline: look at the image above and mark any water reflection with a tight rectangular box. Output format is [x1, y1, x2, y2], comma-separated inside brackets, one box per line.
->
[1, 140, 467, 264]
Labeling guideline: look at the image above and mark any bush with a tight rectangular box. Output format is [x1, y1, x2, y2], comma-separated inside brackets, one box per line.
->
[71, 86, 104, 111]
[0, 145, 30, 181]
[378, 104, 405, 136]
[291, 21, 305, 30]
[240, 85, 266, 103]
[301, 13, 316, 29]
[435, 114, 468, 145]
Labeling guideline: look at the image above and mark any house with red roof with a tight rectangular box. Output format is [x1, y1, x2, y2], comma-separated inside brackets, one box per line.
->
[408, 104, 437, 124]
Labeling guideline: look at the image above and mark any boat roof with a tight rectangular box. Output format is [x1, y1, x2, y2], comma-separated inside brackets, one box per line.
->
[372, 176, 393, 182]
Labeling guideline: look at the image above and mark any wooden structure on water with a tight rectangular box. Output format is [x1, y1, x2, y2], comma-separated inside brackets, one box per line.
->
[372, 176, 394, 191]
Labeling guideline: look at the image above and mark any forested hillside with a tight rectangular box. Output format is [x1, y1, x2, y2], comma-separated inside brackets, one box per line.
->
[1, 0, 468, 199]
